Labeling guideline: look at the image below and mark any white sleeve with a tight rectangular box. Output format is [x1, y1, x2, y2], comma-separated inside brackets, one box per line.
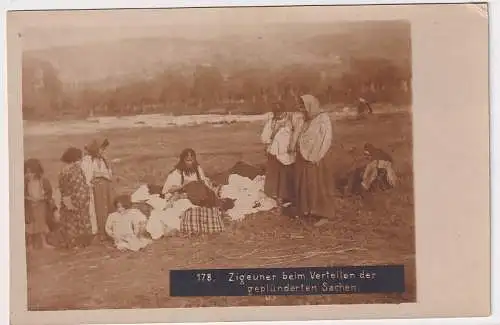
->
[289, 113, 305, 149]
[198, 166, 207, 180]
[260, 118, 273, 145]
[162, 169, 182, 194]
[80, 156, 94, 185]
[105, 213, 116, 237]
[303, 115, 333, 163]
[129, 209, 147, 227]
[197, 166, 213, 188]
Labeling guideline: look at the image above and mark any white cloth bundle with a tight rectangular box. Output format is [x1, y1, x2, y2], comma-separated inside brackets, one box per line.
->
[220, 174, 276, 221]
[146, 198, 195, 240]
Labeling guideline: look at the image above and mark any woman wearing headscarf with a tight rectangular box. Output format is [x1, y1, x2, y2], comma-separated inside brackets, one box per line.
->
[81, 138, 114, 242]
[293, 94, 335, 226]
[58, 147, 92, 249]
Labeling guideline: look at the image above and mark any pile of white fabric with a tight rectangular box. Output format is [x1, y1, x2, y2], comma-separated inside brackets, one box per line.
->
[129, 173, 277, 239]
[131, 185, 195, 240]
[219, 174, 277, 221]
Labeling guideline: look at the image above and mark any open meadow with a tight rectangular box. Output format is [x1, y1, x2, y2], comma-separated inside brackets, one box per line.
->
[23, 111, 415, 310]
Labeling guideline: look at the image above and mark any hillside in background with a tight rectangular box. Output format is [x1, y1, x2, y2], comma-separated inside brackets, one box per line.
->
[21, 20, 411, 120]
[23, 20, 410, 87]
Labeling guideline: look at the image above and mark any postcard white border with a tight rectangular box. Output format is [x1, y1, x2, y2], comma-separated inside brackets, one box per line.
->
[2, 1, 499, 325]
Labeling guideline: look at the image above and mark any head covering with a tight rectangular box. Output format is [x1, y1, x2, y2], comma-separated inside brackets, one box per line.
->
[85, 138, 110, 156]
[297, 94, 332, 163]
[300, 94, 323, 118]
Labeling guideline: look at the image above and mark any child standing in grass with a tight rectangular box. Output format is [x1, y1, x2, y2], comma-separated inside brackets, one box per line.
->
[24, 158, 55, 250]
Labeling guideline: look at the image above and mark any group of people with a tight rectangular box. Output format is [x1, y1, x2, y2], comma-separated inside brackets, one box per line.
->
[260, 94, 398, 226]
[261, 94, 336, 227]
[24, 139, 117, 250]
[24, 93, 397, 251]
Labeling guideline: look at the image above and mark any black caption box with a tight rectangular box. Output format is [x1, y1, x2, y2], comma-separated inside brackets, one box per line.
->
[170, 265, 405, 297]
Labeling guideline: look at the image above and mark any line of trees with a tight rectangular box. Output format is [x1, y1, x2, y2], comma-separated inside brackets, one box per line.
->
[22, 56, 412, 120]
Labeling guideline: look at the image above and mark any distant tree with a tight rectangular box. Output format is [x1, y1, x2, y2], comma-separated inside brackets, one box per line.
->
[192, 65, 224, 107]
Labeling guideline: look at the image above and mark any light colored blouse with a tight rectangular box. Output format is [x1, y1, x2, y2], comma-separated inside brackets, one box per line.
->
[27, 179, 45, 201]
[105, 208, 147, 239]
[161, 166, 210, 195]
[261, 114, 296, 165]
[81, 155, 112, 185]
[298, 113, 333, 163]
[289, 112, 306, 152]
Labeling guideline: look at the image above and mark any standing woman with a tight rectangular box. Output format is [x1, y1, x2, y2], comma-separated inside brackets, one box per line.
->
[58, 147, 92, 249]
[81, 139, 114, 242]
[293, 94, 335, 226]
[261, 102, 297, 210]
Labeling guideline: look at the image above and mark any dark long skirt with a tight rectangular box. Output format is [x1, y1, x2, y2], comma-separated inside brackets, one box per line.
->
[294, 153, 336, 219]
[264, 154, 295, 203]
[93, 177, 113, 237]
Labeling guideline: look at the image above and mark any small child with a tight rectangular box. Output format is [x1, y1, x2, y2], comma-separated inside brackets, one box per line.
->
[24, 158, 55, 250]
[105, 194, 152, 252]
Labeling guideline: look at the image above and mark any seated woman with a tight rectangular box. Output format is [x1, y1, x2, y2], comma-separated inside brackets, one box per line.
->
[105, 194, 151, 252]
[337, 143, 397, 197]
[146, 148, 218, 240]
[161, 148, 216, 196]
[361, 143, 397, 191]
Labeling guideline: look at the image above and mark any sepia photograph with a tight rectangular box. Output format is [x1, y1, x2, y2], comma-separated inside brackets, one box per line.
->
[7, 3, 491, 324]
[21, 7, 414, 310]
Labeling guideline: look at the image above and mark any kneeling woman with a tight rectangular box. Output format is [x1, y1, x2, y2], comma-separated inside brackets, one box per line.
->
[146, 148, 217, 239]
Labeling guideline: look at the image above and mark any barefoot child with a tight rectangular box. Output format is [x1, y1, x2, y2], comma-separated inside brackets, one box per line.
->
[24, 159, 55, 250]
[105, 194, 152, 252]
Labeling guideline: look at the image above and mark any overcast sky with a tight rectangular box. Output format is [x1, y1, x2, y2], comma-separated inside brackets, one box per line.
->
[11, 5, 413, 50]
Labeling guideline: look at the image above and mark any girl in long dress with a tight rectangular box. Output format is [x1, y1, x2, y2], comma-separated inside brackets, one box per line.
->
[293, 94, 336, 226]
[81, 139, 114, 242]
[24, 158, 55, 250]
[58, 147, 93, 249]
[261, 102, 296, 210]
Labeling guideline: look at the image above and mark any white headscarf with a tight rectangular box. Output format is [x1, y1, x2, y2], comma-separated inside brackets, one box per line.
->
[298, 94, 333, 163]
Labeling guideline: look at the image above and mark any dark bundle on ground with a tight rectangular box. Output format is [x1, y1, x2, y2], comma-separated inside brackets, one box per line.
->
[146, 184, 164, 198]
[228, 161, 265, 180]
[182, 181, 219, 208]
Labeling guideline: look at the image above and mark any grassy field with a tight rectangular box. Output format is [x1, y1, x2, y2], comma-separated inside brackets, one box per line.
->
[23, 111, 415, 310]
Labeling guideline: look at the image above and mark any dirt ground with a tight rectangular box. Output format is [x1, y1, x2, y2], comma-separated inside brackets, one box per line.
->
[23, 111, 416, 310]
